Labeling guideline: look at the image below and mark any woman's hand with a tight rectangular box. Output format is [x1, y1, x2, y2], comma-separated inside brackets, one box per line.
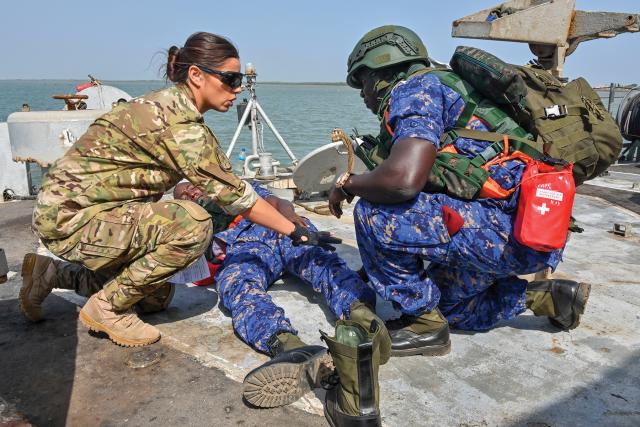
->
[288, 224, 342, 251]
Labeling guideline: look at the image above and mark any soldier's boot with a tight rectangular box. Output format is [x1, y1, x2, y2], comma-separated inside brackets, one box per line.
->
[243, 332, 333, 408]
[526, 279, 591, 330]
[79, 289, 161, 347]
[321, 318, 386, 427]
[388, 308, 451, 357]
[348, 301, 390, 365]
[19, 253, 60, 321]
[135, 283, 175, 314]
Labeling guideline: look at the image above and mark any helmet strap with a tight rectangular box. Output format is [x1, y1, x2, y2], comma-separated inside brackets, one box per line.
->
[373, 62, 429, 119]
[407, 62, 428, 75]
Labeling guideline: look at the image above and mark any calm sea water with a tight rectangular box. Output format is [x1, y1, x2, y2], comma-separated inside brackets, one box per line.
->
[0, 79, 631, 167]
[0, 80, 379, 164]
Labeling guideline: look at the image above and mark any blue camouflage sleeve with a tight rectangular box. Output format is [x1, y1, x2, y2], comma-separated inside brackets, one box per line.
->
[387, 73, 464, 150]
[250, 181, 272, 199]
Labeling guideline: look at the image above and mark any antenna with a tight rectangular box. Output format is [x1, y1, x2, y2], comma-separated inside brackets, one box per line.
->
[226, 63, 298, 179]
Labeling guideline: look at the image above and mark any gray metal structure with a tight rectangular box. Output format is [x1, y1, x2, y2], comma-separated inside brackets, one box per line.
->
[0, 248, 8, 284]
[7, 110, 106, 167]
[292, 140, 368, 195]
[0, 123, 29, 196]
[225, 63, 298, 179]
[76, 85, 131, 110]
[452, 0, 639, 77]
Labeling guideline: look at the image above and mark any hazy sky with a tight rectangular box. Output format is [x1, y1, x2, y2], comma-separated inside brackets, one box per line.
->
[2, 0, 638, 85]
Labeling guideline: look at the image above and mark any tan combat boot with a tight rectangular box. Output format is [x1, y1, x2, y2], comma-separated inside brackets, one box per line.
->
[79, 289, 161, 347]
[19, 253, 59, 321]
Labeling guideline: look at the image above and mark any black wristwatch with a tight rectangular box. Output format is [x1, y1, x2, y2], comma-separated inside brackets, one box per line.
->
[335, 173, 354, 201]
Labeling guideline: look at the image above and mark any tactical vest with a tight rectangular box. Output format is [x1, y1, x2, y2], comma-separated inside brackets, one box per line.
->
[355, 46, 623, 200]
[355, 68, 546, 200]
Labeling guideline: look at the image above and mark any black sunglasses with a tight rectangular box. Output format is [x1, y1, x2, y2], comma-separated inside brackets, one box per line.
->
[195, 64, 244, 89]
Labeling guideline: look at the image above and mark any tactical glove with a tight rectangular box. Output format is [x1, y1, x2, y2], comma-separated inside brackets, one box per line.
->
[289, 224, 342, 251]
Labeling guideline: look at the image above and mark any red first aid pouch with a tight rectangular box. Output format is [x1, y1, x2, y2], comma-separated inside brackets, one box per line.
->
[514, 160, 575, 252]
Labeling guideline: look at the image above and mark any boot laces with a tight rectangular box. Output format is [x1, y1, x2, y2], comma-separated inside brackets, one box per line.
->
[112, 309, 140, 328]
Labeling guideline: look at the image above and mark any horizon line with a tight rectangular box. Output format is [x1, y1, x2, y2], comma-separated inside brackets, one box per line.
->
[0, 78, 348, 86]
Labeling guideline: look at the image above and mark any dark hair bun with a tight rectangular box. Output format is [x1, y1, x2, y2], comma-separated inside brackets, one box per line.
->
[166, 46, 181, 82]
[164, 33, 239, 84]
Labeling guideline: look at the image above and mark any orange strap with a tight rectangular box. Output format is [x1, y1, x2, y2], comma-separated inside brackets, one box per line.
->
[439, 145, 458, 154]
[479, 177, 513, 199]
[384, 109, 394, 136]
[439, 135, 534, 199]
[228, 215, 244, 229]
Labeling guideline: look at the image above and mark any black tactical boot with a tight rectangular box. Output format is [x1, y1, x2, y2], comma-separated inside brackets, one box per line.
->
[527, 279, 591, 330]
[321, 318, 387, 427]
[388, 308, 451, 357]
[242, 332, 333, 408]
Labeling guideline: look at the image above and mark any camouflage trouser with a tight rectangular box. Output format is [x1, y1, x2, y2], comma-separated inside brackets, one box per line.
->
[215, 222, 376, 353]
[354, 192, 563, 330]
[44, 200, 213, 311]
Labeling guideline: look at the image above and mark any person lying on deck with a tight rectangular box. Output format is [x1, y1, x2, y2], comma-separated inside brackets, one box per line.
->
[172, 181, 389, 408]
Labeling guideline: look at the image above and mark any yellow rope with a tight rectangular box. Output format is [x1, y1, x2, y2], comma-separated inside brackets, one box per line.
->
[331, 128, 355, 177]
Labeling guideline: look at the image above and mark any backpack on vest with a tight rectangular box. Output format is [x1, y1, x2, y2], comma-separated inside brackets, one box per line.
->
[449, 46, 623, 186]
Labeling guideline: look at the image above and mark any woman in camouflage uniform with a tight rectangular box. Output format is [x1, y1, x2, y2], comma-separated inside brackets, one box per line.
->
[20, 32, 337, 347]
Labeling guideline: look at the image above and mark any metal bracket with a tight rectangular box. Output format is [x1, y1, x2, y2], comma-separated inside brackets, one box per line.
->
[613, 223, 633, 237]
[452, 0, 640, 77]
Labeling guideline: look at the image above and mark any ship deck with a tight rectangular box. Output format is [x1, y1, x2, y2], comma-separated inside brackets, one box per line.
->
[52, 167, 640, 426]
[2, 168, 639, 426]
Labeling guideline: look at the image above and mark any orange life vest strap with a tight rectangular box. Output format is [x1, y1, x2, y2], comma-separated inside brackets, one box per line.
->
[384, 109, 394, 137]
[228, 215, 244, 229]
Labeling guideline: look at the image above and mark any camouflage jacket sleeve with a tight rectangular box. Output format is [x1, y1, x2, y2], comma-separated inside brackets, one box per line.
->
[189, 181, 270, 234]
[387, 73, 464, 149]
[89, 86, 257, 216]
[250, 182, 272, 199]
[157, 123, 258, 216]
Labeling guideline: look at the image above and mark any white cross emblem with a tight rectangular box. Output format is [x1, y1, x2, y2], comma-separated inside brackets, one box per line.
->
[536, 203, 550, 215]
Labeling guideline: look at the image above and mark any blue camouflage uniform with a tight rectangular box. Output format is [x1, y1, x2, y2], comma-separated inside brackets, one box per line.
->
[215, 185, 375, 353]
[355, 73, 563, 330]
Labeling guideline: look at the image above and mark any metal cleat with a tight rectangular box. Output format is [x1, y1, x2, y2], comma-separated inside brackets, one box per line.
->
[613, 223, 633, 237]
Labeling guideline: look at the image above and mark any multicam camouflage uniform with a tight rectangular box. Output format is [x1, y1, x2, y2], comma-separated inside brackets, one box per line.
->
[356, 72, 563, 330]
[33, 84, 258, 311]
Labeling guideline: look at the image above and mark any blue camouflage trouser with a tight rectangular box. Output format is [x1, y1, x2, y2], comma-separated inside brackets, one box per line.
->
[354, 192, 562, 330]
[215, 223, 375, 353]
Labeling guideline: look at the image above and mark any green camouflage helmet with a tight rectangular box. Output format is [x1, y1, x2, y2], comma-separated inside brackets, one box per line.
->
[347, 25, 429, 88]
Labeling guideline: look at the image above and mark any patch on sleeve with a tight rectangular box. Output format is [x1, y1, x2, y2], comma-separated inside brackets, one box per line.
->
[215, 146, 233, 172]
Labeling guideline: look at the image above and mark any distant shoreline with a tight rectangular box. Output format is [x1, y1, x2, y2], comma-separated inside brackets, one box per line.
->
[0, 79, 347, 86]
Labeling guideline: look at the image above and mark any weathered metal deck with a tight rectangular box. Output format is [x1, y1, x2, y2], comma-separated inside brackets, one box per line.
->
[44, 176, 640, 427]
